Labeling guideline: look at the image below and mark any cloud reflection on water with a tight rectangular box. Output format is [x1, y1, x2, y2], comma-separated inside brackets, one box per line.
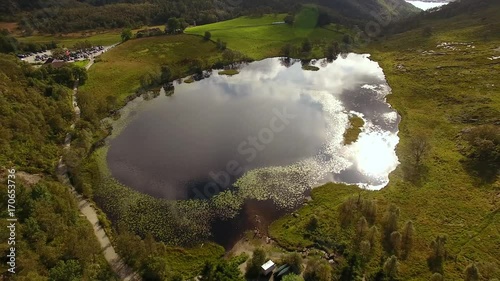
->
[107, 54, 400, 204]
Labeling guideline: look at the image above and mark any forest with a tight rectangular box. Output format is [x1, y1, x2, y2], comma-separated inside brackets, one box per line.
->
[0, 54, 116, 279]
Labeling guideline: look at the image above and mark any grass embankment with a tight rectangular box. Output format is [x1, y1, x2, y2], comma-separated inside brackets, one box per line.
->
[79, 34, 221, 105]
[270, 4, 499, 280]
[185, 10, 349, 60]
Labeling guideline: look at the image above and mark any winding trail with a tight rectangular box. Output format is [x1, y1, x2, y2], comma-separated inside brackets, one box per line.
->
[57, 44, 142, 281]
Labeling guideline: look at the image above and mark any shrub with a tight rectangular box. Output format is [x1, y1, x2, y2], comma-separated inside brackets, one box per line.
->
[304, 259, 332, 281]
[301, 39, 312, 53]
[282, 252, 303, 274]
[203, 31, 212, 41]
[245, 248, 266, 278]
[462, 125, 500, 181]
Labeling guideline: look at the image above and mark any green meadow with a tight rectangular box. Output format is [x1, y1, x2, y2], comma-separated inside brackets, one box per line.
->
[270, 3, 500, 280]
[79, 34, 221, 106]
[185, 11, 348, 59]
[72, 59, 89, 68]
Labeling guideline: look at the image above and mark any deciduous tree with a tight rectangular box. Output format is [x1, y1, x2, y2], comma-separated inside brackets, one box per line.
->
[383, 256, 399, 280]
[121, 28, 132, 42]
[283, 252, 303, 274]
[430, 273, 443, 281]
[356, 216, 369, 240]
[428, 235, 447, 273]
[390, 231, 402, 257]
[382, 204, 399, 249]
[401, 220, 415, 259]
[203, 31, 212, 41]
[284, 14, 294, 25]
[302, 39, 312, 53]
[464, 263, 480, 281]
[167, 17, 181, 34]
[246, 248, 266, 278]
[304, 259, 332, 281]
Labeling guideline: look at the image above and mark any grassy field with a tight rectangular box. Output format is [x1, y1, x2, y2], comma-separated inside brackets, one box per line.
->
[14, 25, 165, 48]
[163, 243, 225, 278]
[79, 34, 221, 106]
[185, 12, 348, 59]
[270, 3, 500, 280]
[72, 59, 89, 68]
[17, 31, 121, 47]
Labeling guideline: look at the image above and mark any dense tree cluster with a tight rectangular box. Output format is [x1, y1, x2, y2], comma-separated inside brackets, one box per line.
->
[0, 55, 86, 172]
[304, 258, 332, 281]
[461, 125, 500, 181]
[0, 53, 114, 279]
[200, 260, 244, 281]
[0, 180, 115, 279]
[427, 235, 448, 274]
[0, 52, 117, 279]
[0, 30, 57, 54]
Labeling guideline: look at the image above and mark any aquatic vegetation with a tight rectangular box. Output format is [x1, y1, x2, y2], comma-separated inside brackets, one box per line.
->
[211, 190, 244, 220]
[234, 164, 312, 209]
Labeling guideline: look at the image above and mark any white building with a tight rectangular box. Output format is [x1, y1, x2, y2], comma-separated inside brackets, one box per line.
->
[261, 260, 276, 275]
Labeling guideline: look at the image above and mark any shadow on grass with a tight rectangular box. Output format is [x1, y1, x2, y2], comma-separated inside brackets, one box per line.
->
[402, 163, 430, 187]
[461, 160, 499, 185]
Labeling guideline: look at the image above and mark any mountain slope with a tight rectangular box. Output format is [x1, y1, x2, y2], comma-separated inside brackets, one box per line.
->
[2, 0, 419, 33]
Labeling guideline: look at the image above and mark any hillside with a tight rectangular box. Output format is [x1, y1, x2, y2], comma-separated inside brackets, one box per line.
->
[271, 0, 500, 279]
[0, 55, 117, 279]
[2, 0, 418, 33]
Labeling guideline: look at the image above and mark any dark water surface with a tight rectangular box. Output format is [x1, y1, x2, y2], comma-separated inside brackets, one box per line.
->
[106, 55, 400, 246]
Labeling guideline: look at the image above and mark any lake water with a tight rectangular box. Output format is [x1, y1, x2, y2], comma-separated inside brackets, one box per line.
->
[108, 55, 400, 202]
[106, 54, 400, 246]
[406, 0, 449, 10]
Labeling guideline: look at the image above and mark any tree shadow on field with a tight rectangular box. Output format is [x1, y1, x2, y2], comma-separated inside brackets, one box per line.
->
[402, 162, 430, 187]
[461, 159, 499, 185]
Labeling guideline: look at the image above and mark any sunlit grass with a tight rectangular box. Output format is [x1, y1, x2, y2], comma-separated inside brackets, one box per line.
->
[72, 60, 89, 68]
[80, 34, 221, 105]
[185, 14, 348, 59]
[270, 3, 500, 279]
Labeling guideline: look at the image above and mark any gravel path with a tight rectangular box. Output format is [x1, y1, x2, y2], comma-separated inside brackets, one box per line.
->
[57, 45, 141, 281]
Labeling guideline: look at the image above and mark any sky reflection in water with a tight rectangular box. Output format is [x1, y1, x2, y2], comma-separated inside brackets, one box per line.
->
[107, 54, 400, 203]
